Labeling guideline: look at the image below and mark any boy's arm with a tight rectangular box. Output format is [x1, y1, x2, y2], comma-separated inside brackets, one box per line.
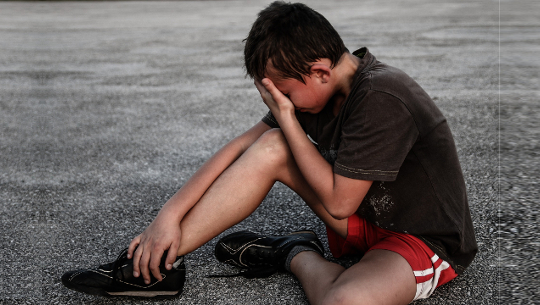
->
[127, 121, 271, 283]
[256, 79, 372, 220]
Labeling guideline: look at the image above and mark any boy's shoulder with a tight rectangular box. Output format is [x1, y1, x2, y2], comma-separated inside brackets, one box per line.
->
[351, 48, 423, 99]
[344, 49, 446, 136]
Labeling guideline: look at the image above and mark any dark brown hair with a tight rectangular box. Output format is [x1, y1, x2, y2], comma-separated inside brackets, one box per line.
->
[244, 1, 348, 83]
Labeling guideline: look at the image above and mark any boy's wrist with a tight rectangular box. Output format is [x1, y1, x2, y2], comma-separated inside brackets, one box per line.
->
[158, 198, 188, 223]
[275, 109, 297, 127]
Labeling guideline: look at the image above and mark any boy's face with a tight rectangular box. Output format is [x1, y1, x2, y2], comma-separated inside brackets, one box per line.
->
[264, 63, 333, 114]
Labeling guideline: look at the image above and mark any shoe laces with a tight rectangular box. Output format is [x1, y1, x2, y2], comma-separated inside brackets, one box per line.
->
[109, 248, 130, 284]
[209, 240, 280, 278]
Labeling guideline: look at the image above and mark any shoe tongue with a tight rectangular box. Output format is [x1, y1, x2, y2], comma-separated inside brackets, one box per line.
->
[172, 256, 184, 269]
[99, 249, 129, 271]
[99, 261, 114, 271]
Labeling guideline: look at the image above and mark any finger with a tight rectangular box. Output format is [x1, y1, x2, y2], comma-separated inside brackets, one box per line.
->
[132, 244, 143, 277]
[149, 248, 165, 282]
[261, 78, 272, 87]
[254, 79, 269, 96]
[261, 78, 283, 99]
[254, 80, 275, 107]
[127, 236, 140, 259]
[254, 78, 263, 87]
[165, 241, 180, 270]
[259, 79, 286, 103]
[139, 249, 152, 284]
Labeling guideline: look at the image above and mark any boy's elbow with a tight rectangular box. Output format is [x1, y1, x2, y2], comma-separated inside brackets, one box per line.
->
[330, 213, 349, 221]
[325, 188, 367, 220]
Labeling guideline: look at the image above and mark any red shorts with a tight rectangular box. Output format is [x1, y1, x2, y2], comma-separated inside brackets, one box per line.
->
[327, 213, 458, 301]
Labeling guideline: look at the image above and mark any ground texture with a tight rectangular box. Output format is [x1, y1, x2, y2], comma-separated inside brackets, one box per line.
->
[0, 0, 537, 304]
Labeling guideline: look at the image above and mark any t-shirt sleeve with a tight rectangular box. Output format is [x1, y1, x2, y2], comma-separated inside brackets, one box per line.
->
[334, 91, 419, 181]
[261, 111, 280, 128]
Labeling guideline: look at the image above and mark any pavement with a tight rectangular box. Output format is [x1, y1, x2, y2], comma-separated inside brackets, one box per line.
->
[0, 0, 537, 304]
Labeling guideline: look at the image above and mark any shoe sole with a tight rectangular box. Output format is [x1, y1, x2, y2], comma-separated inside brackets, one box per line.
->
[107, 290, 181, 297]
[63, 280, 182, 299]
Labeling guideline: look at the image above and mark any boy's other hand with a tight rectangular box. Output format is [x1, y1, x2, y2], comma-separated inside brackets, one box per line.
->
[255, 78, 295, 118]
[127, 215, 182, 284]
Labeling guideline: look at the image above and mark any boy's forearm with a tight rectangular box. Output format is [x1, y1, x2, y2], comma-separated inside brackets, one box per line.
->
[279, 115, 334, 195]
[157, 122, 270, 222]
[255, 78, 370, 219]
[279, 114, 371, 219]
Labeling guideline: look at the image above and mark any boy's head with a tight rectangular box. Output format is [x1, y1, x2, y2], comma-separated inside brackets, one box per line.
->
[244, 1, 348, 84]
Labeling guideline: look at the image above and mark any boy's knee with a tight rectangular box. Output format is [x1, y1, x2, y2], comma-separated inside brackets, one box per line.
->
[321, 286, 351, 305]
[321, 286, 373, 305]
[252, 128, 290, 163]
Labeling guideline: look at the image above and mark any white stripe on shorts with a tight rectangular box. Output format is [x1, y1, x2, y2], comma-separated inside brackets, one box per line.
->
[413, 254, 451, 301]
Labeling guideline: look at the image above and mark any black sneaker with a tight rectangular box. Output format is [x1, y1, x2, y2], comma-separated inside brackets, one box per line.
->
[62, 249, 186, 298]
[214, 230, 324, 278]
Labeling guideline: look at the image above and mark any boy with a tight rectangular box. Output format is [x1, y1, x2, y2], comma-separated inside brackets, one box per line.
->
[62, 2, 477, 304]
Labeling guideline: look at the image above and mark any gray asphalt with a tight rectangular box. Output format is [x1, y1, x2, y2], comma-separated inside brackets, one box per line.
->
[0, 0, 537, 304]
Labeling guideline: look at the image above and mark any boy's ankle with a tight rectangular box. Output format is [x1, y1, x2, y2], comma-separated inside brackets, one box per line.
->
[285, 245, 323, 273]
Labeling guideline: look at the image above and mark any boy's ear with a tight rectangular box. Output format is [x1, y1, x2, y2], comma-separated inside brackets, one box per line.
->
[310, 63, 332, 83]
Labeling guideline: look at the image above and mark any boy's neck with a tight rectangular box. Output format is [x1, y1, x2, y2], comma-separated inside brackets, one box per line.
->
[329, 52, 362, 115]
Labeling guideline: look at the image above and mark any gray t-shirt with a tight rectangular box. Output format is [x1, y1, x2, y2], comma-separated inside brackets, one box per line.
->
[262, 48, 477, 274]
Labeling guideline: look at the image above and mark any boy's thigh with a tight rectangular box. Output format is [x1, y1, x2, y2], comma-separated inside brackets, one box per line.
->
[325, 249, 416, 305]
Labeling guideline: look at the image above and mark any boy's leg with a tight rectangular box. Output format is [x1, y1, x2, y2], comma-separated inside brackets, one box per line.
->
[291, 249, 416, 305]
[135, 127, 415, 303]
[63, 128, 347, 297]
[176, 128, 415, 304]
[174, 128, 348, 256]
